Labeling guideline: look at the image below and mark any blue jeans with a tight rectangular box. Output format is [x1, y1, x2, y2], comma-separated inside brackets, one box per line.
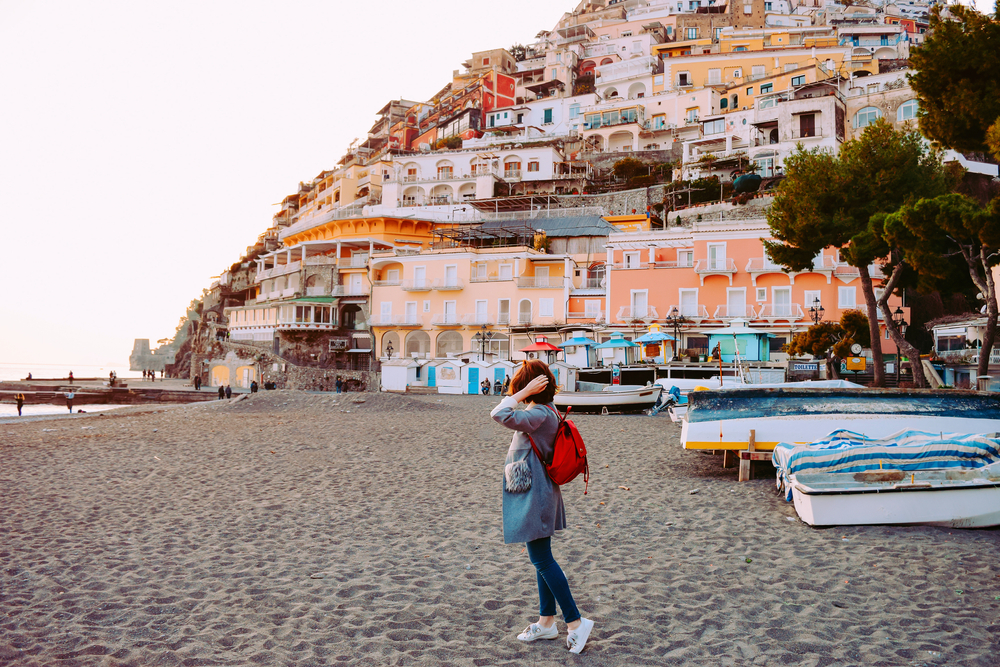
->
[526, 537, 580, 623]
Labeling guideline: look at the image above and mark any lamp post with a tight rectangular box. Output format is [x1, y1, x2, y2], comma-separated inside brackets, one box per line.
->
[808, 297, 825, 325]
[385, 341, 393, 360]
[892, 306, 908, 387]
[472, 324, 494, 362]
[666, 306, 684, 361]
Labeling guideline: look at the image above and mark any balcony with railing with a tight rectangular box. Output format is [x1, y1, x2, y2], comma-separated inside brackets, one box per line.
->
[790, 127, 824, 140]
[694, 258, 737, 284]
[616, 305, 659, 322]
[401, 279, 433, 291]
[503, 169, 522, 180]
[369, 313, 423, 327]
[516, 276, 566, 289]
[431, 312, 463, 326]
[461, 313, 496, 326]
[338, 256, 369, 269]
[668, 304, 710, 322]
[330, 285, 371, 297]
[757, 303, 805, 322]
[567, 310, 605, 321]
[372, 278, 402, 287]
[255, 260, 301, 282]
[713, 305, 758, 320]
[833, 263, 885, 281]
[469, 273, 514, 284]
[433, 279, 465, 291]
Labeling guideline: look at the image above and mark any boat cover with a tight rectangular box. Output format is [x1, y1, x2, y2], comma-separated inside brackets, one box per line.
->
[772, 429, 1000, 501]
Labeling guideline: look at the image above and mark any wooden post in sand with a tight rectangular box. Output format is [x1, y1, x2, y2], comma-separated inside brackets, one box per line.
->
[738, 429, 771, 481]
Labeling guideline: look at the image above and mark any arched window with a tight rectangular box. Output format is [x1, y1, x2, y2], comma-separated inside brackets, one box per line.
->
[405, 330, 430, 358]
[897, 99, 918, 122]
[381, 331, 400, 358]
[853, 106, 882, 128]
[436, 330, 464, 357]
[518, 299, 533, 325]
[588, 263, 606, 288]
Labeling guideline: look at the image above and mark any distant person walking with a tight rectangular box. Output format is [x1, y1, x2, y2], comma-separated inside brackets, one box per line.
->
[68, 371, 74, 384]
[336, 377, 343, 394]
[194, 376, 201, 391]
[15, 393, 25, 416]
[250, 380, 258, 393]
[490, 360, 594, 654]
[65, 391, 75, 413]
[218, 386, 225, 399]
[224, 385, 232, 399]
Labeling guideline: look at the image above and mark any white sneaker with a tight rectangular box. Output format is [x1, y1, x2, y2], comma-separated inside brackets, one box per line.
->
[517, 622, 559, 642]
[566, 617, 594, 654]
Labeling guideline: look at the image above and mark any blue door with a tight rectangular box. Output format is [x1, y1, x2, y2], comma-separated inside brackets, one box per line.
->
[428, 365, 436, 388]
[552, 367, 560, 387]
[468, 367, 479, 395]
[494, 367, 505, 385]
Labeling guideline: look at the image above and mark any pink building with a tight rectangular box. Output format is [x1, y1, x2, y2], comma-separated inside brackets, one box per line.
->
[605, 215, 907, 363]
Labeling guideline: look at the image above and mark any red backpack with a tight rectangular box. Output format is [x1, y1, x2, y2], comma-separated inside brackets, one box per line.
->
[528, 405, 590, 494]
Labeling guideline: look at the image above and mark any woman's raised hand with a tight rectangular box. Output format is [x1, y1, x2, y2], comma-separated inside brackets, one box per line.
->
[513, 375, 549, 403]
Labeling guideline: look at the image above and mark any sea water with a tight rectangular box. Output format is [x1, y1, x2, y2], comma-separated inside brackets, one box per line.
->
[0, 403, 131, 419]
[0, 362, 138, 383]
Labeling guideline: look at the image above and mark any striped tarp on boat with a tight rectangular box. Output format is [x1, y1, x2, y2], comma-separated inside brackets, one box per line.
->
[772, 430, 1000, 501]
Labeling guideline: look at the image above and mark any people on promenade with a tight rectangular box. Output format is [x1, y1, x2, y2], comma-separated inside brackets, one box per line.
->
[194, 376, 201, 391]
[218, 386, 225, 399]
[65, 391, 75, 413]
[15, 393, 24, 416]
[68, 371, 74, 384]
[490, 360, 593, 654]
[25, 373, 32, 380]
[224, 385, 232, 399]
[336, 377, 343, 393]
[250, 380, 258, 393]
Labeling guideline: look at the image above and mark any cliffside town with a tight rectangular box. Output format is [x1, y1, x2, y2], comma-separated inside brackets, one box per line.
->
[144, 0, 998, 392]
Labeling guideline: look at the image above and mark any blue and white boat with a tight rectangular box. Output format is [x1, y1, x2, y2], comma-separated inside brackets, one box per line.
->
[772, 430, 1000, 527]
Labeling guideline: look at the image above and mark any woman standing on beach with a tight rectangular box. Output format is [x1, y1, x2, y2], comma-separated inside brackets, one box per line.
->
[490, 360, 594, 654]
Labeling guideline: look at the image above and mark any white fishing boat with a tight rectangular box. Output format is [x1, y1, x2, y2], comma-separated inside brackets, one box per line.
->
[554, 384, 662, 413]
[773, 430, 1000, 527]
[789, 468, 1000, 527]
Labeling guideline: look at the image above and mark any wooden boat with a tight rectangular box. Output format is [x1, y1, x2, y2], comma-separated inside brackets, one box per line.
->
[789, 469, 1000, 527]
[681, 388, 1000, 451]
[773, 430, 1000, 527]
[554, 385, 662, 413]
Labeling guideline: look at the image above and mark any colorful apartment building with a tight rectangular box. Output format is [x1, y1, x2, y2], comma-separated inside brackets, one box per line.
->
[604, 216, 908, 362]
[369, 215, 616, 363]
[225, 216, 439, 368]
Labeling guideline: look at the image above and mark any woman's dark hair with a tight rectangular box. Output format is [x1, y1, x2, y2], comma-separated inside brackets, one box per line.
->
[509, 359, 557, 404]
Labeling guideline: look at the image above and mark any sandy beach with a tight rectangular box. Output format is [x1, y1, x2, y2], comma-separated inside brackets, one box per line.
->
[2, 392, 999, 666]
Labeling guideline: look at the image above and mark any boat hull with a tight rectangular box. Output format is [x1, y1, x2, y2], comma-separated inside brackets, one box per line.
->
[554, 386, 661, 412]
[682, 388, 1000, 450]
[791, 480, 1000, 528]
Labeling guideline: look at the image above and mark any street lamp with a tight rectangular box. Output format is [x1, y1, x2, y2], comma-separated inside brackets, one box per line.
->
[665, 306, 685, 361]
[385, 341, 394, 360]
[808, 297, 825, 325]
[472, 324, 495, 362]
[893, 306, 908, 386]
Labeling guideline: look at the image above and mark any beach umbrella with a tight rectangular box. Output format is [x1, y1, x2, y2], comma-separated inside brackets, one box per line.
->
[633, 330, 676, 343]
[558, 335, 598, 348]
[595, 333, 637, 348]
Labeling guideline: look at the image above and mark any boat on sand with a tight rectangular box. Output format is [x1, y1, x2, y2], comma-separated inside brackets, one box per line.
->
[772, 430, 1000, 527]
[554, 384, 661, 413]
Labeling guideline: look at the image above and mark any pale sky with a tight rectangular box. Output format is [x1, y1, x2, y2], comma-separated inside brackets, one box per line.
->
[0, 0, 569, 367]
[0, 0, 994, 368]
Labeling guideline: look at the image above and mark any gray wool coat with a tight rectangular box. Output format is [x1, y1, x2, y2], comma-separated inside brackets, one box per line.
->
[491, 397, 567, 544]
